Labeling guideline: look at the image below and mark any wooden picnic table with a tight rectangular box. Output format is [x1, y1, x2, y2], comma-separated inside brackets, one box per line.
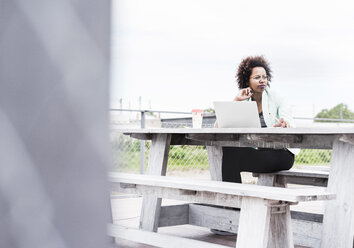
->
[117, 127, 354, 248]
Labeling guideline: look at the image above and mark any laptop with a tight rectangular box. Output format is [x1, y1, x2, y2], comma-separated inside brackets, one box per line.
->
[213, 101, 261, 128]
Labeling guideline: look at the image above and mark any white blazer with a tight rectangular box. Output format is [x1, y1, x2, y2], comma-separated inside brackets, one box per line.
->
[246, 87, 300, 155]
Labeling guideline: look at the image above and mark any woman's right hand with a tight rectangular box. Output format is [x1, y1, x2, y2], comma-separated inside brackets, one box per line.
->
[234, 87, 253, 101]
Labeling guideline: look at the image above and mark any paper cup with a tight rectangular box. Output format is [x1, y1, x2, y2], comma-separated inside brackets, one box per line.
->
[191, 109, 203, 128]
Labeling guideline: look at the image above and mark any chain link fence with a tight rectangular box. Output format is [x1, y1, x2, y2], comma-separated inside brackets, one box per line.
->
[111, 132, 211, 173]
[111, 132, 332, 174]
[110, 109, 354, 175]
[110, 119, 339, 176]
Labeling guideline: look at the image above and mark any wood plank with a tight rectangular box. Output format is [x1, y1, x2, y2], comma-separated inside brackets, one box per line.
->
[291, 210, 323, 223]
[257, 175, 293, 248]
[339, 134, 354, 145]
[236, 197, 271, 248]
[256, 172, 323, 247]
[130, 133, 152, 140]
[175, 134, 337, 149]
[292, 219, 322, 248]
[137, 133, 338, 149]
[140, 195, 162, 231]
[116, 127, 354, 135]
[158, 204, 189, 227]
[110, 173, 336, 203]
[146, 134, 171, 175]
[254, 169, 329, 187]
[156, 203, 326, 247]
[267, 201, 293, 248]
[140, 134, 171, 232]
[193, 134, 336, 149]
[257, 174, 284, 187]
[272, 169, 329, 178]
[322, 140, 354, 248]
[112, 184, 243, 208]
[187, 133, 240, 141]
[207, 146, 223, 181]
[108, 224, 230, 248]
[187, 133, 301, 143]
[164, 204, 324, 247]
[116, 128, 354, 148]
[277, 176, 328, 187]
[189, 204, 239, 233]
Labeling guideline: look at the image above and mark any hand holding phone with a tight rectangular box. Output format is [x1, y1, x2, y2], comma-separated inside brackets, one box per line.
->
[234, 87, 253, 101]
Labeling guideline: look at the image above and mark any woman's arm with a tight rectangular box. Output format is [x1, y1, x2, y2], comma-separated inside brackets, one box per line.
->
[273, 92, 295, 128]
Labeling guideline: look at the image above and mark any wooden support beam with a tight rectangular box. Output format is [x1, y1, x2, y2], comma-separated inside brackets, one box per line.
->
[322, 140, 354, 248]
[140, 134, 171, 232]
[108, 224, 230, 248]
[189, 204, 239, 233]
[157, 203, 324, 247]
[159, 204, 189, 227]
[207, 146, 223, 181]
[236, 198, 272, 248]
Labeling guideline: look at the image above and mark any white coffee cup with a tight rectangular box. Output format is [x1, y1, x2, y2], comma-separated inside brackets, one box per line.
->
[191, 109, 203, 128]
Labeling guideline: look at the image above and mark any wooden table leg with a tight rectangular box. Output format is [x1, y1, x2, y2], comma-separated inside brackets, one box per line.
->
[139, 134, 171, 232]
[257, 174, 286, 188]
[267, 203, 294, 248]
[237, 198, 293, 248]
[322, 139, 354, 247]
[207, 146, 223, 181]
[258, 176, 290, 248]
[236, 197, 270, 248]
[257, 175, 293, 247]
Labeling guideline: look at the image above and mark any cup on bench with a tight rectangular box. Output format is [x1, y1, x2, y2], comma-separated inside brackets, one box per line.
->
[191, 109, 203, 128]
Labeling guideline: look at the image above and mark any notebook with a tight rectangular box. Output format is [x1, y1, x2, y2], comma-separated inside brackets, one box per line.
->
[213, 101, 261, 128]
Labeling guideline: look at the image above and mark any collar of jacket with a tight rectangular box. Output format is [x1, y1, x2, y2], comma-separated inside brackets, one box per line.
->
[245, 87, 273, 127]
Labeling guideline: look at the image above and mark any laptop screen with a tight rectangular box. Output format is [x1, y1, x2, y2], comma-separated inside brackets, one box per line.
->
[213, 101, 261, 128]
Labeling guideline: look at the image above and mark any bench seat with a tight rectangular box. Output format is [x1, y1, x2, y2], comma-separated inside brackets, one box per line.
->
[109, 172, 335, 248]
[253, 168, 329, 187]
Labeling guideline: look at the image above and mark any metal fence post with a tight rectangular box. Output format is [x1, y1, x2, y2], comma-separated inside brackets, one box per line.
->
[140, 111, 146, 174]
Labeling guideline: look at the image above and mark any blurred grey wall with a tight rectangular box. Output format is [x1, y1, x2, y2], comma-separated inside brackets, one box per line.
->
[0, 0, 112, 247]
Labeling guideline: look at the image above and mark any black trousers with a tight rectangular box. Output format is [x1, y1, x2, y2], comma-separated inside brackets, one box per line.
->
[222, 147, 295, 183]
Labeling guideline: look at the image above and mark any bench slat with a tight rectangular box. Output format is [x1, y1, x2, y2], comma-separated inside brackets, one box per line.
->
[112, 183, 243, 208]
[254, 169, 329, 178]
[108, 224, 230, 248]
[110, 172, 335, 203]
[254, 169, 329, 187]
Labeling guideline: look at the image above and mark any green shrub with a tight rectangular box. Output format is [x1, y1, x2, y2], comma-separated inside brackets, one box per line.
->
[294, 149, 331, 165]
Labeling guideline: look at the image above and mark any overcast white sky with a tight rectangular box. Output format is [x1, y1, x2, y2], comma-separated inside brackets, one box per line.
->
[110, 0, 354, 117]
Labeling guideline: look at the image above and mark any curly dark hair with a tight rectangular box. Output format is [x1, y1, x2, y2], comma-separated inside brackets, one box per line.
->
[236, 55, 273, 89]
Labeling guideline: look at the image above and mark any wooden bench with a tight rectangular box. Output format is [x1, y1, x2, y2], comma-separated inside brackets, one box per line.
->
[253, 168, 329, 187]
[252, 168, 330, 247]
[109, 172, 335, 248]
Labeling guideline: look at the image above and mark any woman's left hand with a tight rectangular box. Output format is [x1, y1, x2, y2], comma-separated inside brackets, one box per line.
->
[272, 118, 290, 128]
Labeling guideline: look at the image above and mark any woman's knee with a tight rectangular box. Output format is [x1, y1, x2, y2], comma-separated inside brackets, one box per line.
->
[279, 152, 295, 170]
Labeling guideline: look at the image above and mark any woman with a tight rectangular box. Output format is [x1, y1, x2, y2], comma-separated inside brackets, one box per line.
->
[221, 55, 297, 183]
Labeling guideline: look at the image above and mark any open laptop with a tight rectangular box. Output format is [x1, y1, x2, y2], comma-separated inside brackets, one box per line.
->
[213, 101, 261, 128]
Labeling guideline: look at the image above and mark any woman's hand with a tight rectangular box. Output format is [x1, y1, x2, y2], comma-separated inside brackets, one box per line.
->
[234, 87, 253, 101]
[272, 118, 290, 128]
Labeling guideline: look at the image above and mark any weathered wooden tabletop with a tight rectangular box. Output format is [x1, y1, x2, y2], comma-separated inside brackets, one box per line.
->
[114, 127, 354, 149]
